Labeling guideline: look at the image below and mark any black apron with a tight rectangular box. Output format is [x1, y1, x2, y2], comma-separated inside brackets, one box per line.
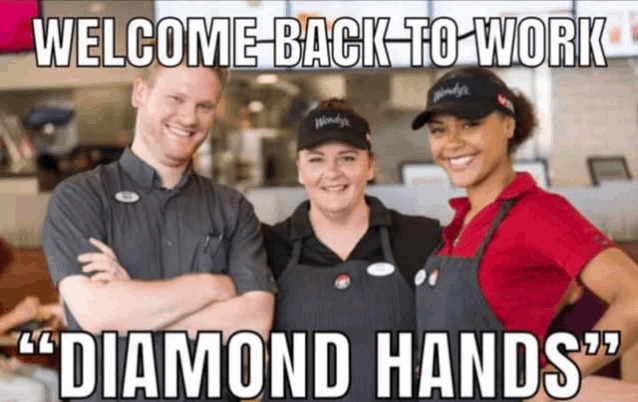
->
[265, 227, 414, 401]
[415, 200, 521, 401]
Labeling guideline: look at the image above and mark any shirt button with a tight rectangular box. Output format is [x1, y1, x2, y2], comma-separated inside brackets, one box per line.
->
[166, 240, 172, 247]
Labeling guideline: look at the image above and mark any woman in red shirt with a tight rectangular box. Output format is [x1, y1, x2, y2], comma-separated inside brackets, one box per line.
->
[411, 67, 638, 401]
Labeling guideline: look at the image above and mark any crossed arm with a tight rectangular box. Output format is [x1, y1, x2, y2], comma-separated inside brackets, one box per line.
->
[59, 238, 274, 342]
[45, 183, 275, 343]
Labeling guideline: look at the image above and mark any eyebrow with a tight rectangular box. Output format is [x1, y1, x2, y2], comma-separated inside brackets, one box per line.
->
[307, 149, 358, 156]
[168, 91, 216, 107]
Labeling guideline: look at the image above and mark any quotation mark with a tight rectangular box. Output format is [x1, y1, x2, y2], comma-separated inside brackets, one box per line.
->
[18, 331, 55, 355]
[583, 331, 620, 356]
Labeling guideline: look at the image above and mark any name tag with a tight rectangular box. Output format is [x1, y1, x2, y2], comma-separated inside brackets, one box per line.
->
[367, 262, 395, 277]
[414, 269, 427, 286]
[114, 191, 140, 203]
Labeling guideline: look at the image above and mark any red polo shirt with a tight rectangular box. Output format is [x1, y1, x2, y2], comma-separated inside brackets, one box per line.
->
[438, 172, 614, 351]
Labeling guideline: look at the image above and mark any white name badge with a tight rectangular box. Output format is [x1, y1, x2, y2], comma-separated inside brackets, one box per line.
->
[367, 262, 395, 277]
[114, 191, 140, 203]
[414, 269, 427, 286]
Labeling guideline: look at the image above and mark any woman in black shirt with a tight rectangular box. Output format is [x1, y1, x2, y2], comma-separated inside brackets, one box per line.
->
[262, 98, 441, 401]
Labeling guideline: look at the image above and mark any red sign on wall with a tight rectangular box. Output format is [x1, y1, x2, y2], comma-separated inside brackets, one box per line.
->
[0, 0, 41, 54]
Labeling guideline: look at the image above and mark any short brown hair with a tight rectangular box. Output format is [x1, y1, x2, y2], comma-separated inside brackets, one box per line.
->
[316, 98, 355, 112]
[137, 35, 230, 88]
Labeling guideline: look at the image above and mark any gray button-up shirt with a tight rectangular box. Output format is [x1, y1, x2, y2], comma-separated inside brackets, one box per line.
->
[44, 147, 275, 292]
[42, 148, 276, 401]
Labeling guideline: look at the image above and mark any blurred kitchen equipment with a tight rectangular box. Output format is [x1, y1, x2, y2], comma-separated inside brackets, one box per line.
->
[587, 156, 632, 186]
[0, 113, 36, 173]
[22, 106, 78, 158]
[235, 128, 296, 189]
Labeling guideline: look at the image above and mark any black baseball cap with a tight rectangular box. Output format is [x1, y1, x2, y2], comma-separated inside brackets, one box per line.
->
[297, 107, 371, 151]
[411, 77, 516, 130]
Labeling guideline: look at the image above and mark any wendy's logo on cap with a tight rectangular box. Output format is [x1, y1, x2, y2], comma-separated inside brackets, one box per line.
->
[497, 93, 514, 112]
[315, 114, 350, 130]
[432, 82, 471, 103]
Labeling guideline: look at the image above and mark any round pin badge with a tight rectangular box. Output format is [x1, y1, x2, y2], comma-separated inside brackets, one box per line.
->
[367, 262, 395, 277]
[334, 273, 351, 290]
[114, 191, 140, 204]
[428, 268, 439, 287]
[414, 269, 427, 286]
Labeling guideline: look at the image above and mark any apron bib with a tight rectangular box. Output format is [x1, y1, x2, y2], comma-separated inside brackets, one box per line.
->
[415, 200, 522, 401]
[265, 227, 414, 401]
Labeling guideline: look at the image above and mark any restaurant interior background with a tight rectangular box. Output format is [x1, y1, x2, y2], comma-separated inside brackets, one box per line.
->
[0, 0, 637, 245]
[0, 0, 637, 384]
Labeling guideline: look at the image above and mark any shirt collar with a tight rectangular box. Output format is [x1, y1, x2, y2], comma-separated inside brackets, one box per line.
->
[119, 147, 194, 193]
[289, 195, 393, 241]
[497, 171, 537, 200]
[447, 171, 538, 213]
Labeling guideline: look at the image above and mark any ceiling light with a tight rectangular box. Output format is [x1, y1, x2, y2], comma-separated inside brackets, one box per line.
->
[248, 100, 264, 113]
[88, 2, 105, 14]
[256, 74, 278, 84]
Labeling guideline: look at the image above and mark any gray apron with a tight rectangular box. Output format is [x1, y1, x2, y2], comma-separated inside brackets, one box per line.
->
[69, 333, 238, 402]
[265, 227, 414, 401]
[415, 200, 521, 401]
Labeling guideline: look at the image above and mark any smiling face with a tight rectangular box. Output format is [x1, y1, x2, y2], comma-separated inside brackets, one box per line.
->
[131, 64, 223, 168]
[427, 112, 515, 190]
[297, 141, 375, 216]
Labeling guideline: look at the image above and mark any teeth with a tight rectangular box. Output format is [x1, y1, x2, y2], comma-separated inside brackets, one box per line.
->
[168, 126, 192, 138]
[448, 155, 475, 169]
[324, 185, 347, 192]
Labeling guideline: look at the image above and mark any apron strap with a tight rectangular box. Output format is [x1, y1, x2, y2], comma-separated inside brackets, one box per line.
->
[474, 199, 516, 261]
[290, 238, 303, 266]
[379, 226, 398, 267]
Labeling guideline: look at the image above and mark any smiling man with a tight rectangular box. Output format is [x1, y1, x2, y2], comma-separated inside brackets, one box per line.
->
[42, 44, 276, 401]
